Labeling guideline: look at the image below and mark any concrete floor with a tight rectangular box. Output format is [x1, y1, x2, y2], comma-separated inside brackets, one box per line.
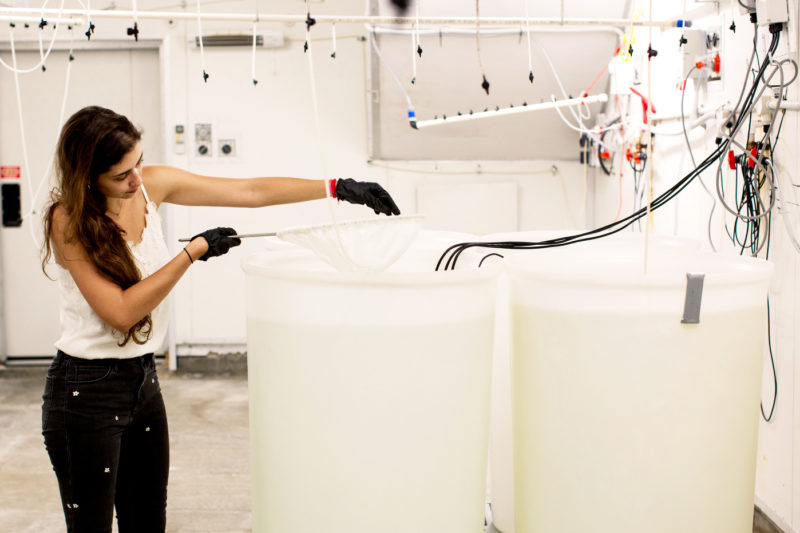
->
[0, 363, 251, 533]
[0, 362, 785, 533]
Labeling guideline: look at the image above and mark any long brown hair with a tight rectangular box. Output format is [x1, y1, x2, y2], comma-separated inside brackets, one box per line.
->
[42, 106, 152, 346]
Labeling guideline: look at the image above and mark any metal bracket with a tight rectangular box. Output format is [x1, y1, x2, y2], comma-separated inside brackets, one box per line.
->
[681, 273, 705, 324]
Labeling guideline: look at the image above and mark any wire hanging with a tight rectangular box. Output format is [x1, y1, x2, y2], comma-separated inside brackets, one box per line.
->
[303, 0, 315, 53]
[251, 21, 258, 85]
[330, 23, 336, 58]
[523, 0, 533, 82]
[475, 0, 489, 94]
[126, 0, 139, 41]
[195, 0, 208, 82]
[84, 0, 95, 40]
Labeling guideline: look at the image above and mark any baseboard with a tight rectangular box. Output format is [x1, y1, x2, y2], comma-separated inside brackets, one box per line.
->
[755, 496, 794, 533]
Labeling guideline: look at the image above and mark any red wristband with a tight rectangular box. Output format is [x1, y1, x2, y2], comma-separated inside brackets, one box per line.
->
[329, 178, 337, 199]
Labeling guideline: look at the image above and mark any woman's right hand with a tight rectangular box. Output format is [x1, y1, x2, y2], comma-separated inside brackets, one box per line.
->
[189, 227, 242, 261]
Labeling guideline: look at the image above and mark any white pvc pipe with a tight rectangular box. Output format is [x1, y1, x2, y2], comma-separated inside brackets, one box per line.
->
[411, 93, 608, 129]
[0, 7, 679, 28]
[768, 100, 800, 111]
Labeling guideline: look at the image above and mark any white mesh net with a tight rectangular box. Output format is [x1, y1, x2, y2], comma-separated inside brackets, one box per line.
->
[276, 215, 424, 273]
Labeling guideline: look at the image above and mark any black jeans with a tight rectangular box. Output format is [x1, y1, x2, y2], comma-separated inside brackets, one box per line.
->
[42, 350, 169, 533]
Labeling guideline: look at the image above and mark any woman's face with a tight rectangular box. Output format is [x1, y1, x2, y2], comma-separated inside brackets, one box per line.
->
[95, 142, 143, 200]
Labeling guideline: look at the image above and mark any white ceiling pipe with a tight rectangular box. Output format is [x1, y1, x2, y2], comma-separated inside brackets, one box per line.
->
[0, 15, 83, 24]
[411, 93, 609, 129]
[0, 8, 680, 28]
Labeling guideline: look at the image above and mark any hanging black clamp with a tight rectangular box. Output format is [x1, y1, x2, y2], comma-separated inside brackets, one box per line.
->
[126, 21, 139, 41]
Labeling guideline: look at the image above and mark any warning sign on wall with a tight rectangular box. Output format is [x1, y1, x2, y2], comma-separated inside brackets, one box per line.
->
[0, 166, 21, 179]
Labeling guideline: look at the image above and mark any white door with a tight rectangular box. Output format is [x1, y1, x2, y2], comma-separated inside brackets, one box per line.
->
[0, 45, 162, 359]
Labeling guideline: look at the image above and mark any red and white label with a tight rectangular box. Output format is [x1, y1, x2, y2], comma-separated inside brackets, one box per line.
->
[0, 166, 20, 179]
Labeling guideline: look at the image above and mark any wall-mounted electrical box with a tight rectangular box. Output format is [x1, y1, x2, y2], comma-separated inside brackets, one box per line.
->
[195, 123, 212, 157]
[175, 124, 186, 155]
[756, 0, 789, 24]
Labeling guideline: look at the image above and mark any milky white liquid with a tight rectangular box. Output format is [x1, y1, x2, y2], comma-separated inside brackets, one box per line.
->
[512, 306, 765, 533]
[246, 318, 494, 533]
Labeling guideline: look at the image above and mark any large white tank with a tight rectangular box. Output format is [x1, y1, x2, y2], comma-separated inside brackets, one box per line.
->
[241, 231, 497, 533]
[477, 231, 702, 533]
[506, 243, 772, 533]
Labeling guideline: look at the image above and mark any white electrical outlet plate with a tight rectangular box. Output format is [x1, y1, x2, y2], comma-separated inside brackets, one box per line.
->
[218, 139, 237, 158]
[194, 123, 212, 158]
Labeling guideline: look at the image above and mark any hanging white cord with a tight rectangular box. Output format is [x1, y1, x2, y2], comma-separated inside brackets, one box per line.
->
[643, 0, 653, 274]
[251, 21, 257, 85]
[38, 0, 48, 67]
[370, 31, 413, 110]
[128, 0, 139, 40]
[524, 0, 533, 82]
[411, 1, 419, 83]
[331, 23, 336, 58]
[24, 27, 75, 248]
[195, 0, 208, 82]
[9, 30, 36, 247]
[0, 0, 66, 73]
[409, 30, 417, 84]
[84, 0, 94, 39]
[475, 0, 489, 94]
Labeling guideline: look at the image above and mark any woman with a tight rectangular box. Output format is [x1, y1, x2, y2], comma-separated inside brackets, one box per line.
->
[39, 105, 400, 533]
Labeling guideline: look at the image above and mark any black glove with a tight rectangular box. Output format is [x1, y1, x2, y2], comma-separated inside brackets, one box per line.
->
[335, 178, 401, 216]
[190, 227, 241, 261]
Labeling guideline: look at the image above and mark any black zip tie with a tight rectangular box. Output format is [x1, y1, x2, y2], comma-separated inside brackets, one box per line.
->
[679, 34, 687, 47]
[69, 53, 74, 61]
[529, 70, 534, 83]
[331, 51, 336, 59]
[39, 18, 47, 29]
[85, 21, 95, 40]
[647, 44, 658, 59]
[303, 41, 308, 53]
[628, 44, 633, 56]
[24, 23, 29, 28]
[730, 21, 736, 32]
[417, 44, 422, 57]
[252, 78, 258, 86]
[305, 13, 315, 31]
[202, 70, 209, 83]
[481, 74, 490, 95]
[41, 65, 46, 72]
[411, 77, 416, 85]
[127, 21, 139, 41]
[8, 22, 14, 28]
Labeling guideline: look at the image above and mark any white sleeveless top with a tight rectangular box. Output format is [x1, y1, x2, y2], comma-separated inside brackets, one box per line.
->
[54, 186, 172, 359]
